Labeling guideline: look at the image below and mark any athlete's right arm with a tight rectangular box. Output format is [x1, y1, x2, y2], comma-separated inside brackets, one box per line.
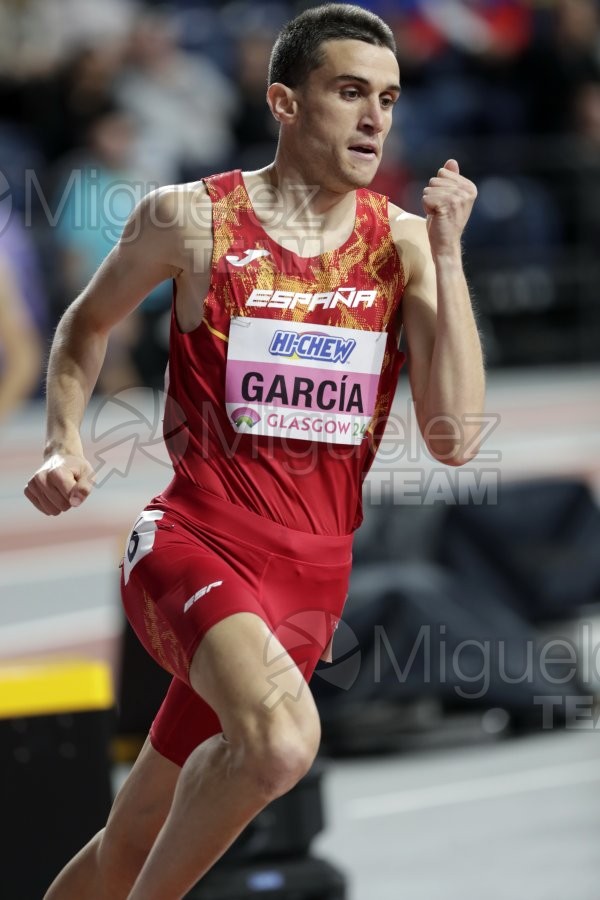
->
[24, 183, 212, 516]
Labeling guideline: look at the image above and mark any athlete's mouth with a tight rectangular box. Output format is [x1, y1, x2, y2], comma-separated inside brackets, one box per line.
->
[348, 143, 378, 159]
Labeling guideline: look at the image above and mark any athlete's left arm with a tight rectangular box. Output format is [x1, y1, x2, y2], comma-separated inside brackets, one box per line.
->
[392, 159, 485, 466]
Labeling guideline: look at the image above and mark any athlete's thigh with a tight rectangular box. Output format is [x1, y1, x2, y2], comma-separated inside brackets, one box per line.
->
[121, 509, 266, 683]
[150, 677, 223, 768]
[103, 737, 179, 851]
[189, 612, 320, 742]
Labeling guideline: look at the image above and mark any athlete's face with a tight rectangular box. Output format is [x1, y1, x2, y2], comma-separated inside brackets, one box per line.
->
[294, 39, 400, 190]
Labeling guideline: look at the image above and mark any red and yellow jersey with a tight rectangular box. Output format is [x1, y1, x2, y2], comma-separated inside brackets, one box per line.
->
[163, 169, 405, 535]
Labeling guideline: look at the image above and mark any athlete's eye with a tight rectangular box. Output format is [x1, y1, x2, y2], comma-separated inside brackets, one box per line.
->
[380, 96, 396, 110]
[341, 88, 360, 100]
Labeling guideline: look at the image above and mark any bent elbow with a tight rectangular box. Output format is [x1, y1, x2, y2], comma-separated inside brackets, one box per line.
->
[445, 450, 479, 468]
[426, 440, 481, 467]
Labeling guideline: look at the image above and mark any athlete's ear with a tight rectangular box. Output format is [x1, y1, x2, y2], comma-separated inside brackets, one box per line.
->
[267, 83, 299, 124]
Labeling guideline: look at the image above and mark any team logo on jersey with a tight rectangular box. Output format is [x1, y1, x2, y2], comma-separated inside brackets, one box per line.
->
[230, 406, 261, 429]
[246, 287, 377, 311]
[226, 248, 271, 267]
[269, 330, 356, 365]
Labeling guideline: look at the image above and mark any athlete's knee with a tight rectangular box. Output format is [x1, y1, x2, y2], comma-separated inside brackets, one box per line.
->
[232, 700, 321, 799]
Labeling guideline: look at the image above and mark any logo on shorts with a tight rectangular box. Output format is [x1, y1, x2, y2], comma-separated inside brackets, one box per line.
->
[183, 581, 223, 613]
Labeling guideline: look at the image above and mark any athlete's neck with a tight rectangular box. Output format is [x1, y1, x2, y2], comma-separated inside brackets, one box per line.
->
[243, 162, 356, 240]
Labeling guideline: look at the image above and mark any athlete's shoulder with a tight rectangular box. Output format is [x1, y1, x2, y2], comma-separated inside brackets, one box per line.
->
[122, 181, 213, 274]
[386, 202, 431, 284]
[143, 180, 212, 228]
[387, 201, 427, 242]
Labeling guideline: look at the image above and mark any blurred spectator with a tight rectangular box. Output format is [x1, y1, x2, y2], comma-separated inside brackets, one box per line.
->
[24, 42, 127, 165]
[522, 0, 600, 136]
[0, 0, 68, 80]
[392, 0, 533, 159]
[562, 79, 600, 253]
[0, 206, 46, 419]
[462, 173, 562, 261]
[53, 104, 170, 393]
[0, 257, 43, 421]
[232, 31, 279, 169]
[55, 105, 140, 295]
[116, 10, 237, 184]
[520, 0, 600, 255]
[0, 0, 136, 80]
[0, 122, 45, 212]
[574, 79, 600, 146]
[394, 0, 531, 66]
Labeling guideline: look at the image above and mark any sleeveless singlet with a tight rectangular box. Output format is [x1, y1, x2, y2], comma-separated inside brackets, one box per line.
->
[163, 169, 405, 536]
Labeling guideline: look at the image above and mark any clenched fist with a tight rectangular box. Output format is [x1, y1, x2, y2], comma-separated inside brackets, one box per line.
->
[24, 453, 95, 516]
[422, 159, 477, 258]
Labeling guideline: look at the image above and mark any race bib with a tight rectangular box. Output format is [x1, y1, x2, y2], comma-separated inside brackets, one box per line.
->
[225, 317, 387, 444]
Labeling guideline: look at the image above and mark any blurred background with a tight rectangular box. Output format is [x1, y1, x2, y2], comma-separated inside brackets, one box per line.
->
[1, 1, 600, 898]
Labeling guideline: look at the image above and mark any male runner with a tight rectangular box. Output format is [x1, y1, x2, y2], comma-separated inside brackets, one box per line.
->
[25, 5, 484, 898]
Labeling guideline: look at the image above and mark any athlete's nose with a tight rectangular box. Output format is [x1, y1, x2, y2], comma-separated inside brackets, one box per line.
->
[359, 100, 385, 136]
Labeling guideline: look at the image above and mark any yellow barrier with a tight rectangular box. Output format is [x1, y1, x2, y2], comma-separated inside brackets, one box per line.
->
[0, 659, 114, 719]
[1, 658, 115, 896]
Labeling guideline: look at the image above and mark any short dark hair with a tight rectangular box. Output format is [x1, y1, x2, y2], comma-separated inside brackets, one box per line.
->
[268, 3, 397, 88]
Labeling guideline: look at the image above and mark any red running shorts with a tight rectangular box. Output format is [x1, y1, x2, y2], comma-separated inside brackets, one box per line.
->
[120, 478, 353, 766]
